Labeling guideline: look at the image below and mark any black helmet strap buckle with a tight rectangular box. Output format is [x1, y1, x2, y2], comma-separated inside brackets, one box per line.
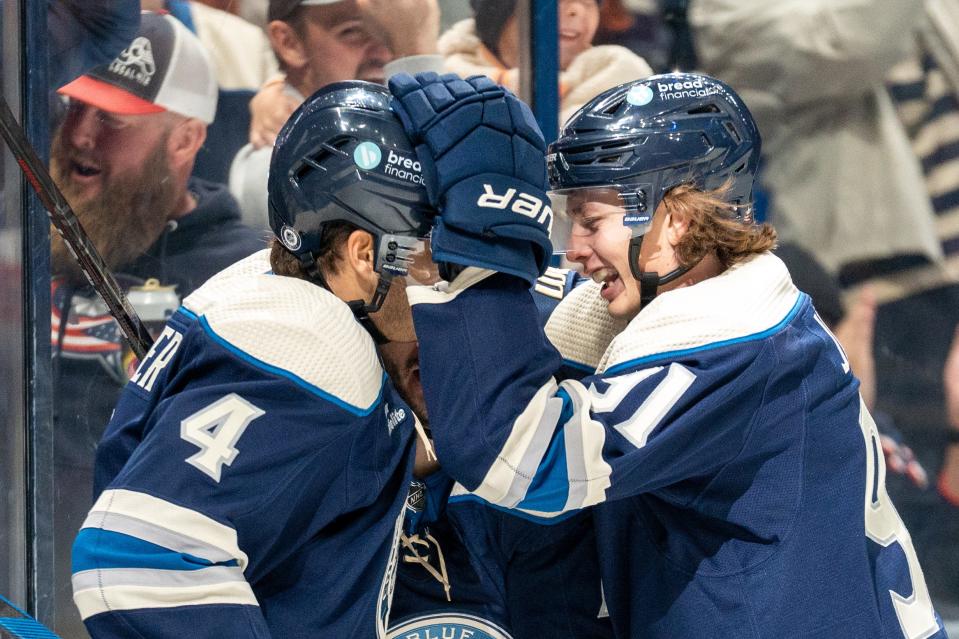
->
[348, 275, 392, 345]
[628, 235, 696, 309]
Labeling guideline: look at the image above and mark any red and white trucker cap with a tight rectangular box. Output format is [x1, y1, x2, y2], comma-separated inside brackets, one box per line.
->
[58, 12, 217, 124]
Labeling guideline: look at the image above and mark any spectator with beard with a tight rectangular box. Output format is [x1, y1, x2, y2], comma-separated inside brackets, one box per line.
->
[48, 12, 263, 638]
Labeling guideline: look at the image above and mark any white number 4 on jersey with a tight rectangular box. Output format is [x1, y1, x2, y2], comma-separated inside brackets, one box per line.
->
[180, 394, 264, 482]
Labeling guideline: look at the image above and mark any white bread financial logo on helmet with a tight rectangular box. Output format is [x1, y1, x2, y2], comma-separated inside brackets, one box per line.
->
[384, 149, 425, 186]
[108, 37, 157, 87]
[655, 78, 721, 101]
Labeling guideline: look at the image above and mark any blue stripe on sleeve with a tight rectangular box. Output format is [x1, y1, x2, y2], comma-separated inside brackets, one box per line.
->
[515, 427, 571, 513]
[73, 529, 239, 574]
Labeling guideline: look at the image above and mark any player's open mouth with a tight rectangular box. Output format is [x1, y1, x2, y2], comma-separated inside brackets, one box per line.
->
[591, 267, 622, 301]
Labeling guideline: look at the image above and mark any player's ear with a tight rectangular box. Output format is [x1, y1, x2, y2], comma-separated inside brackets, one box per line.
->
[344, 229, 377, 285]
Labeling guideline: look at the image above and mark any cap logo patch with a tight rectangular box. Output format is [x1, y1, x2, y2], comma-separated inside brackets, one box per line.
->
[626, 85, 655, 106]
[280, 225, 302, 252]
[109, 36, 157, 87]
[354, 142, 383, 170]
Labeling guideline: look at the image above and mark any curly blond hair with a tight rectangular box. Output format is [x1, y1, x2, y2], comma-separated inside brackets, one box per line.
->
[664, 183, 777, 269]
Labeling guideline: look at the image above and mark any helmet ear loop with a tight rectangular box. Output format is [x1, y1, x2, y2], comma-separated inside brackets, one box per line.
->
[628, 235, 697, 309]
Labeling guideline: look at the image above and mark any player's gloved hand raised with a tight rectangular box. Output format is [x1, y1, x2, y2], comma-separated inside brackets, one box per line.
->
[388, 72, 553, 285]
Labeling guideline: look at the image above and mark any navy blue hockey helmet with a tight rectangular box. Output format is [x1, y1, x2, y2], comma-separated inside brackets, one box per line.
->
[547, 72, 761, 304]
[268, 81, 436, 318]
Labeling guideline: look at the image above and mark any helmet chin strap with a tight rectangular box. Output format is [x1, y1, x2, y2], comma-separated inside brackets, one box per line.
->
[628, 236, 696, 308]
[347, 275, 392, 345]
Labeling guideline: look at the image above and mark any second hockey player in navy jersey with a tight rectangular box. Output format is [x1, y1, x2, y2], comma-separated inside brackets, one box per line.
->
[386, 270, 612, 639]
[388, 71, 950, 638]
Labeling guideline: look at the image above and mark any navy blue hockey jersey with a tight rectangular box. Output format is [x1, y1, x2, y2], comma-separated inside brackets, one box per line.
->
[388, 473, 515, 639]
[408, 253, 948, 639]
[387, 270, 612, 639]
[388, 470, 612, 639]
[73, 251, 419, 638]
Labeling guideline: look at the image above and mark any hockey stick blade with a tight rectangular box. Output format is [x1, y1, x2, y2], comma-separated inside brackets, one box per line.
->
[0, 595, 60, 639]
[0, 95, 154, 359]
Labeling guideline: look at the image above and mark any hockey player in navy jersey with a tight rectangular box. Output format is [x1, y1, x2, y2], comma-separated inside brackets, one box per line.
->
[70, 81, 480, 639]
[388, 71, 950, 638]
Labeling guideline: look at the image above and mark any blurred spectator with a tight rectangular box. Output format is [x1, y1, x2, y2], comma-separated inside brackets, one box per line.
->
[48, 13, 263, 636]
[691, 0, 936, 275]
[141, 0, 278, 89]
[239, 0, 269, 27]
[593, 0, 671, 72]
[439, 0, 652, 124]
[229, 0, 441, 228]
[438, 0, 472, 32]
[193, 0, 270, 28]
[179, 0, 272, 27]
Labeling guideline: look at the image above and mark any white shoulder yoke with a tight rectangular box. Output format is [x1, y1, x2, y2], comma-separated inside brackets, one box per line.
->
[599, 252, 803, 373]
[183, 250, 384, 415]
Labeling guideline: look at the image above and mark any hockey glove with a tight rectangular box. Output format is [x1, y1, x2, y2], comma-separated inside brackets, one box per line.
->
[388, 72, 553, 285]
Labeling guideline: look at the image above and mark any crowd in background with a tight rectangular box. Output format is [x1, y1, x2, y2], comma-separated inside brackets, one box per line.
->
[38, 0, 959, 635]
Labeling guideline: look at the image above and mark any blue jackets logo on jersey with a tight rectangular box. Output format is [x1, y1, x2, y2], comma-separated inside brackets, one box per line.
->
[387, 613, 513, 639]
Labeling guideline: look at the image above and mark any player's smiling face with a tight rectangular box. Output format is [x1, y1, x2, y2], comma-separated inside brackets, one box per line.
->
[566, 200, 643, 320]
[566, 200, 682, 320]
